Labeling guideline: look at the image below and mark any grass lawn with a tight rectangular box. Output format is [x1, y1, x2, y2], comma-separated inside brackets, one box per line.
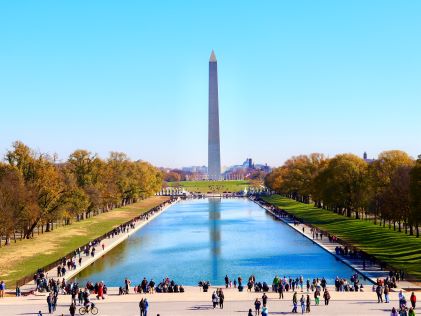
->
[263, 195, 421, 280]
[167, 180, 253, 193]
[0, 196, 169, 287]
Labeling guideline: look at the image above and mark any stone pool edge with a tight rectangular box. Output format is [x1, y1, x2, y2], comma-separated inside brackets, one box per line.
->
[250, 197, 386, 286]
[20, 197, 180, 292]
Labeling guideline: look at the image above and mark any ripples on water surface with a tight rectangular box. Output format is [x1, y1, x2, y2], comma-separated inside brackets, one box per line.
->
[75, 198, 360, 286]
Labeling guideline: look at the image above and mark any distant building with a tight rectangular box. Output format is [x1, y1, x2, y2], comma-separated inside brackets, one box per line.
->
[363, 151, 376, 164]
[181, 165, 208, 181]
[223, 158, 271, 180]
[243, 158, 253, 169]
[181, 165, 208, 173]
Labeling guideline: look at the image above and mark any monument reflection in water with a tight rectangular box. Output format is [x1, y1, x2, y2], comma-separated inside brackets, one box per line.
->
[75, 198, 362, 286]
[209, 198, 221, 281]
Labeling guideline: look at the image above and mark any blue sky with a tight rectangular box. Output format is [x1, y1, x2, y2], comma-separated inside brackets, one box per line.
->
[1, 1, 420, 168]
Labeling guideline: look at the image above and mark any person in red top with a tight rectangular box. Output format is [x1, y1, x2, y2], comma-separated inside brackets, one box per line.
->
[410, 291, 416, 309]
[97, 282, 104, 300]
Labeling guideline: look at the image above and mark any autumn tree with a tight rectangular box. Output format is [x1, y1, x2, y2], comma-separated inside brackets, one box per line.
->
[368, 150, 414, 226]
[410, 156, 421, 237]
[0, 141, 163, 242]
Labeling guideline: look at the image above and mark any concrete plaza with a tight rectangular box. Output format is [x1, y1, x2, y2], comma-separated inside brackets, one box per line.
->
[0, 286, 417, 316]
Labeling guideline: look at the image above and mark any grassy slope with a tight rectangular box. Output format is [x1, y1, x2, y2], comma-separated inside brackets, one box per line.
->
[167, 180, 251, 193]
[263, 195, 421, 280]
[0, 196, 169, 287]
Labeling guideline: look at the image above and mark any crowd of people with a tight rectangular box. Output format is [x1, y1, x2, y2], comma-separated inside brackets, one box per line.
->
[372, 277, 417, 316]
[217, 274, 416, 315]
[221, 274, 361, 295]
[35, 278, 101, 315]
[334, 274, 365, 292]
[252, 197, 409, 285]
[26, 198, 177, 293]
[119, 277, 184, 295]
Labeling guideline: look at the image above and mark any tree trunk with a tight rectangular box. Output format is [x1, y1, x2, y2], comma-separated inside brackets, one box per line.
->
[24, 218, 41, 238]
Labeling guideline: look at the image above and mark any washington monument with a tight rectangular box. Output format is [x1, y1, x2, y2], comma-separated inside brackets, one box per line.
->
[208, 50, 221, 180]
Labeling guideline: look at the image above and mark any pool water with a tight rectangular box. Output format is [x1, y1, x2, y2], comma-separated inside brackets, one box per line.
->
[74, 198, 361, 286]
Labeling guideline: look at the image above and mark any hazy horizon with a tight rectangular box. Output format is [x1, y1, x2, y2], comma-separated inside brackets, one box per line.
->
[1, 1, 420, 168]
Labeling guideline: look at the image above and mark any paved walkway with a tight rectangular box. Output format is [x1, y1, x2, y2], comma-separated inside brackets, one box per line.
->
[20, 198, 179, 293]
[252, 198, 420, 291]
[1, 286, 419, 316]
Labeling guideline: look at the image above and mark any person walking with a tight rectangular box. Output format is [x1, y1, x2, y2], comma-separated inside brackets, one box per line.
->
[69, 303, 76, 316]
[125, 278, 131, 294]
[261, 304, 268, 316]
[262, 293, 268, 306]
[306, 294, 311, 313]
[219, 289, 225, 309]
[314, 288, 320, 305]
[300, 295, 305, 314]
[47, 293, 53, 314]
[279, 283, 284, 299]
[97, 282, 104, 300]
[149, 279, 155, 294]
[399, 290, 406, 308]
[139, 298, 145, 316]
[0, 281, 5, 298]
[408, 307, 415, 316]
[323, 289, 330, 305]
[78, 290, 83, 305]
[292, 292, 298, 313]
[52, 293, 58, 312]
[384, 285, 390, 303]
[255, 298, 261, 315]
[144, 298, 149, 316]
[376, 285, 383, 303]
[225, 275, 229, 288]
[410, 292, 417, 309]
[212, 291, 219, 309]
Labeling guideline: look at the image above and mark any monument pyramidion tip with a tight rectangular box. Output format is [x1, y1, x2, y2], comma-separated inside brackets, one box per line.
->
[209, 50, 217, 62]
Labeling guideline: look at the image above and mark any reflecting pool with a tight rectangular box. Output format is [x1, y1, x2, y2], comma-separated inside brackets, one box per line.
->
[74, 198, 361, 286]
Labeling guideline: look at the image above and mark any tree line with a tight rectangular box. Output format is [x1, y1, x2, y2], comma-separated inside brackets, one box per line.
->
[264, 151, 421, 237]
[0, 141, 163, 245]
